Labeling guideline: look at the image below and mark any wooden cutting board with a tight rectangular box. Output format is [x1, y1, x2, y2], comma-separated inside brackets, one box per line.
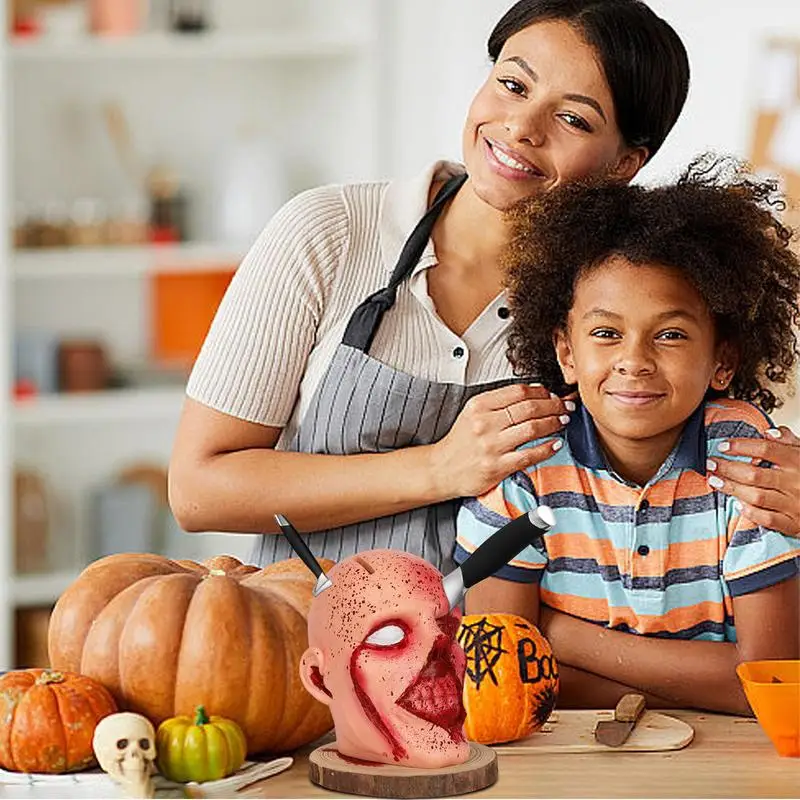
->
[308, 742, 497, 798]
[493, 710, 694, 754]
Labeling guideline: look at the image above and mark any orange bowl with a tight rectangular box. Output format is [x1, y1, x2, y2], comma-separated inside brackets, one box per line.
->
[737, 660, 800, 757]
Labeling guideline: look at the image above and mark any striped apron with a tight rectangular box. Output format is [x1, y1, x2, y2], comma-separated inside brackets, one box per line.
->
[252, 173, 518, 574]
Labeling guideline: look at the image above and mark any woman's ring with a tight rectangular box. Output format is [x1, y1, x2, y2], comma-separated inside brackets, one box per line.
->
[505, 407, 516, 426]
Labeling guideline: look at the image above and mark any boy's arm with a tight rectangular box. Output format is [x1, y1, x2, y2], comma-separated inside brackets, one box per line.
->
[465, 576, 540, 624]
[539, 575, 799, 715]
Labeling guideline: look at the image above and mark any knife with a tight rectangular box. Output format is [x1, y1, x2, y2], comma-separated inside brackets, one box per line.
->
[441, 505, 555, 612]
[274, 514, 333, 596]
[594, 693, 647, 747]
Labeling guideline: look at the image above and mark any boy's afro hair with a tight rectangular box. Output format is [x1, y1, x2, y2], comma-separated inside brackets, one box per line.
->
[503, 153, 800, 413]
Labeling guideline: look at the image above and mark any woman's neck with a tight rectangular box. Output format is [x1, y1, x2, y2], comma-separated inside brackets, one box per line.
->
[432, 177, 510, 277]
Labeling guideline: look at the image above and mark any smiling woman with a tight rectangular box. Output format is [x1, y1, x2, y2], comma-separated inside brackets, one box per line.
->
[168, 0, 800, 590]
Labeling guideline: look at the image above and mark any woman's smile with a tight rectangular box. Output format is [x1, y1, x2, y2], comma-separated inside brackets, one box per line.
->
[483, 136, 546, 180]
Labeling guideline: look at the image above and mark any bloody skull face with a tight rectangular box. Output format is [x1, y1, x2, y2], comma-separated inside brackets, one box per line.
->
[299, 550, 469, 768]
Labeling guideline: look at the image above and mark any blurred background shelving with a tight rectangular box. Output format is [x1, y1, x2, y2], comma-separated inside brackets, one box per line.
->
[0, 0, 387, 669]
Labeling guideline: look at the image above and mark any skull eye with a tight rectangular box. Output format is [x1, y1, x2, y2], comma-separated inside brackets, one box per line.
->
[116, 738, 129, 750]
[139, 738, 150, 750]
[365, 623, 405, 647]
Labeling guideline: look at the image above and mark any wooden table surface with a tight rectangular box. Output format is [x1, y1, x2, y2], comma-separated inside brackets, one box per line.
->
[242, 712, 800, 799]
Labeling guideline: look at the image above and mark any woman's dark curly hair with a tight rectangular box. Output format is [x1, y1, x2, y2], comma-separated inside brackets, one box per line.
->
[504, 153, 800, 414]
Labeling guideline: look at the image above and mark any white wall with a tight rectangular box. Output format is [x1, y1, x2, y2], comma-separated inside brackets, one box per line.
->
[385, 0, 800, 185]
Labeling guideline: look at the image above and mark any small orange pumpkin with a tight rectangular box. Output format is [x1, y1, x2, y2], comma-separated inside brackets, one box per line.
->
[458, 613, 559, 744]
[0, 669, 118, 773]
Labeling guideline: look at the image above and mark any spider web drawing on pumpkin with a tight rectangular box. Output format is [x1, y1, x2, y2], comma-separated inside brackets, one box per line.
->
[457, 618, 508, 690]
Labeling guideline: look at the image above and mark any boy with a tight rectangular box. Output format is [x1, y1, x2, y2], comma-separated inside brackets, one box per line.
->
[455, 155, 800, 714]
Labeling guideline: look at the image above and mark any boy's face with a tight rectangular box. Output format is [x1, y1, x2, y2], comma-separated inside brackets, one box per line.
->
[554, 258, 735, 467]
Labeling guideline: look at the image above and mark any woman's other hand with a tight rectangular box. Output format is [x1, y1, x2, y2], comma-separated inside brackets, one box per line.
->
[707, 425, 800, 537]
[430, 383, 573, 499]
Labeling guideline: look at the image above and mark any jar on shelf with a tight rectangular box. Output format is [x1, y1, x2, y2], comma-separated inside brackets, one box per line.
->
[38, 200, 69, 248]
[67, 198, 108, 247]
[169, 0, 209, 33]
[58, 339, 111, 393]
[89, 0, 146, 37]
[105, 196, 149, 245]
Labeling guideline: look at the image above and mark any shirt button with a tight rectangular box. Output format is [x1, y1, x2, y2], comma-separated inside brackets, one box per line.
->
[498, 307, 510, 319]
[637, 544, 650, 557]
[452, 346, 465, 358]
[639, 499, 650, 512]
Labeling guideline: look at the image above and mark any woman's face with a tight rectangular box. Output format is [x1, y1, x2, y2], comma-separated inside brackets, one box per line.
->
[463, 19, 645, 211]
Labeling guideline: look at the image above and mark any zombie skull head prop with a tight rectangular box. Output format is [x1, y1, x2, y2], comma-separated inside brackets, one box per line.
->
[299, 550, 469, 768]
[93, 712, 156, 798]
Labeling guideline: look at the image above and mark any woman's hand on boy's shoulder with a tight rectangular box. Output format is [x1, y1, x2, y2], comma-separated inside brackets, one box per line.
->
[429, 383, 572, 499]
[708, 425, 800, 537]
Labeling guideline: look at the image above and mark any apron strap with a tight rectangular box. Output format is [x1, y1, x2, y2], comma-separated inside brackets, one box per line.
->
[342, 172, 468, 352]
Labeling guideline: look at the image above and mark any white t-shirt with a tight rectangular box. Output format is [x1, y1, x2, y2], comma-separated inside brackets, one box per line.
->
[186, 161, 517, 447]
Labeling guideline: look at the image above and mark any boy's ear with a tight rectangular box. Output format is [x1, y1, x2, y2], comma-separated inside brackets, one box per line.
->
[711, 342, 739, 391]
[554, 327, 577, 384]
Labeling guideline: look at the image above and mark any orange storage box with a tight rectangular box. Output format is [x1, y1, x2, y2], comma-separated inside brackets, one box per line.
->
[150, 267, 235, 367]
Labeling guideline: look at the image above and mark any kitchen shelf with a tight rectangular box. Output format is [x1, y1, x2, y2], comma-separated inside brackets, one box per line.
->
[13, 386, 186, 426]
[8, 30, 369, 62]
[11, 570, 80, 607]
[12, 243, 243, 279]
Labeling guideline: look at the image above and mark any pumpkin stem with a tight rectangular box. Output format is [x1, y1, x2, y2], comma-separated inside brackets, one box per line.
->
[35, 670, 65, 686]
[195, 705, 209, 726]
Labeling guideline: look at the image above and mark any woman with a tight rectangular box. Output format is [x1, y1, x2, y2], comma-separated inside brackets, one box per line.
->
[169, 0, 800, 575]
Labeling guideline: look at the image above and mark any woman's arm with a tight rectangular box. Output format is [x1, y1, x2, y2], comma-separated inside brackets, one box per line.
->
[538, 577, 799, 715]
[709, 425, 800, 537]
[169, 386, 569, 534]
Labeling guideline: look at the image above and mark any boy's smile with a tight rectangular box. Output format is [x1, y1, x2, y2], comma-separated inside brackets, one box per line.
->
[554, 258, 735, 484]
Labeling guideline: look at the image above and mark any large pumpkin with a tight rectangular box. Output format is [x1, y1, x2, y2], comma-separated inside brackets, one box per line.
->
[47, 554, 334, 755]
[0, 669, 118, 773]
[457, 613, 559, 744]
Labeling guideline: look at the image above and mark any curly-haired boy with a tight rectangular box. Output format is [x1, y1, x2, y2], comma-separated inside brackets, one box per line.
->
[455, 154, 800, 714]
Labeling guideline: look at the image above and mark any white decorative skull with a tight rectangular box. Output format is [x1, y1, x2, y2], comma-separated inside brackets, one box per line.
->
[93, 712, 157, 799]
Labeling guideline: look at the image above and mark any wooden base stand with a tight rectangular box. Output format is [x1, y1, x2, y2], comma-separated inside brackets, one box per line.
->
[308, 742, 497, 798]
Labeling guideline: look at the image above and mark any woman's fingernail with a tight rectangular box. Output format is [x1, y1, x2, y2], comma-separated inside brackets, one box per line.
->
[564, 400, 577, 412]
[529, 382, 543, 387]
[559, 415, 571, 425]
[552, 440, 564, 452]
[734, 500, 744, 514]
[766, 428, 782, 439]
[706, 459, 717, 472]
[708, 476, 724, 489]
[717, 441, 731, 453]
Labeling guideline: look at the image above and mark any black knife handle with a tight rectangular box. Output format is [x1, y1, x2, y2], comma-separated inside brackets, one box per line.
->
[460, 508, 553, 591]
[274, 514, 323, 578]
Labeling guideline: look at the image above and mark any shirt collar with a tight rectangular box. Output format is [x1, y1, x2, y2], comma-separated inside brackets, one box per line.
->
[566, 399, 707, 475]
[379, 160, 466, 278]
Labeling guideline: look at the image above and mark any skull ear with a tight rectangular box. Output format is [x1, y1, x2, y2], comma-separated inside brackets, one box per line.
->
[300, 647, 333, 706]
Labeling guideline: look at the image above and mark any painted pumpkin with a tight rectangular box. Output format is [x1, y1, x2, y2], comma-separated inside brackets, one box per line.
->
[457, 613, 559, 744]
[156, 705, 246, 783]
[47, 554, 334, 755]
[0, 669, 118, 773]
